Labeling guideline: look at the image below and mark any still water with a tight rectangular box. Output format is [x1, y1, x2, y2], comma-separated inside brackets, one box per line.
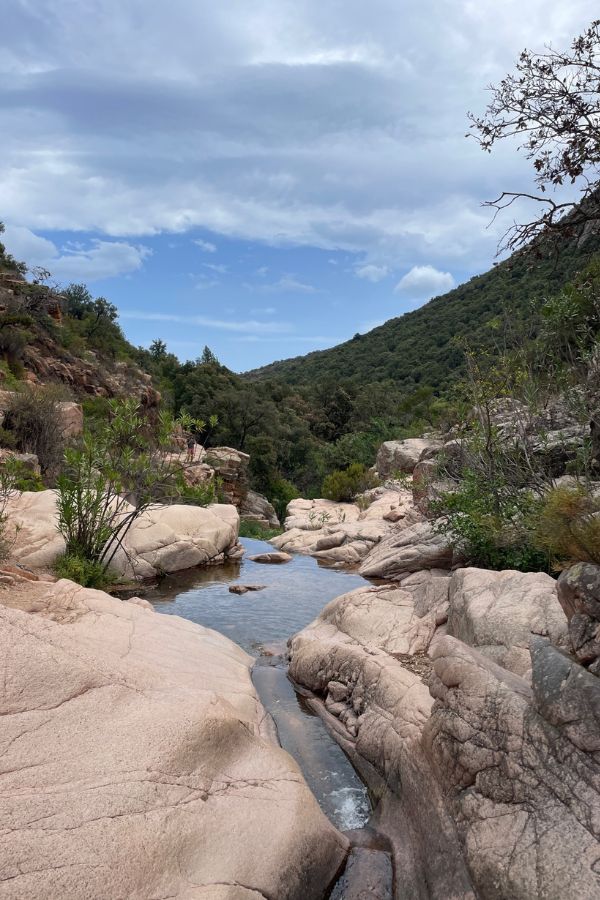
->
[147, 537, 372, 829]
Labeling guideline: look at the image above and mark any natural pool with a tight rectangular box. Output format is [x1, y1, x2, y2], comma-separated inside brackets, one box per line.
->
[147, 537, 372, 830]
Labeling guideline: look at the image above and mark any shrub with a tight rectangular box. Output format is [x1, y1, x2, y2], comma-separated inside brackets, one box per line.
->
[534, 484, 600, 567]
[322, 462, 379, 502]
[431, 469, 549, 572]
[238, 518, 282, 540]
[56, 400, 208, 580]
[3, 385, 68, 478]
[53, 553, 110, 590]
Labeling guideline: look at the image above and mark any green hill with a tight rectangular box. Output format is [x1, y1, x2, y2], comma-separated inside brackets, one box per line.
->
[244, 237, 600, 392]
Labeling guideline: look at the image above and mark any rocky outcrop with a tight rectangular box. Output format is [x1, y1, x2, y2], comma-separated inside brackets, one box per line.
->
[358, 521, 454, 579]
[5, 490, 241, 579]
[447, 567, 569, 676]
[557, 562, 600, 673]
[288, 579, 476, 897]
[424, 635, 600, 900]
[289, 558, 600, 900]
[272, 490, 414, 566]
[375, 438, 441, 477]
[0, 578, 348, 898]
[204, 447, 250, 507]
[240, 489, 280, 529]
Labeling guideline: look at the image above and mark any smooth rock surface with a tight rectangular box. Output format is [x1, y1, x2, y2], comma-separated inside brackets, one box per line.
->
[359, 521, 453, 579]
[5, 490, 240, 579]
[0, 579, 348, 899]
[247, 551, 292, 564]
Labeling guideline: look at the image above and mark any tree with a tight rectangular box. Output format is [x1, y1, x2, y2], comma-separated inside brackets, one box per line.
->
[200, 345, 219, 365]
[469, 19, 600, 252]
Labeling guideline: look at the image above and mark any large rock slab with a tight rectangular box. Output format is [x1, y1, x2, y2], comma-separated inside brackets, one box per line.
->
[6, 490, 240, 579]
[424, 635, 600, 900]
[359, 521, 453, 579]
[0, 579, 348, 899]
[240, 489, 280, 528]
[375, 438, 441, 477]
[447, 567, 569, 676]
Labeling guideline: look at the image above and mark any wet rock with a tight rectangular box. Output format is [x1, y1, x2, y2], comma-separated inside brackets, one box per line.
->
[248, 551, 292, 564]
[229, 584, 267, 595]
[330, 846, 394, 900]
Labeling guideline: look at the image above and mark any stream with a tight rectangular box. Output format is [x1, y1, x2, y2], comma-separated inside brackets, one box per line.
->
[146, 537, 372, 831]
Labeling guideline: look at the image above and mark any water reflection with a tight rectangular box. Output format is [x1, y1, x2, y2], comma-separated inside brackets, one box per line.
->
[148, 537, 372, 830]
[146, 537, 366, 655]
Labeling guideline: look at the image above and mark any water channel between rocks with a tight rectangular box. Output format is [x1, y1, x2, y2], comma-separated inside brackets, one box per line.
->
[146, 536, 372, 831]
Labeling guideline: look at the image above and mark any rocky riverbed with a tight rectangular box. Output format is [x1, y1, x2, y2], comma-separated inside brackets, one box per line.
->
[2, 473, 600, 899]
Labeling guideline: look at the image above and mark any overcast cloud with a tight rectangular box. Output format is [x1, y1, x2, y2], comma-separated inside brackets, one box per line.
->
[0, 1, 597, 367]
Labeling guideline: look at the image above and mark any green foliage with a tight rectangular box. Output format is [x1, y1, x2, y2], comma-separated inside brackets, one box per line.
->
[0, 223, 27, 275]
[56, 399, 208, 577]
[238, 518, 283, 540]
[53, 553, 111, 590]
[246, 236, 600, 393]
[534, 484, 600, 567]
[0, 361, 22, 390]
[432, 470, 549, 572]
[322, 462, 379, 502]
[61, 283, 130, 360]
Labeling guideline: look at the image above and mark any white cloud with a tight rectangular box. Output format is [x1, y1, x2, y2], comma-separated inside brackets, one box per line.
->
[193, 238, 216, 252]
[251, 306, 276, 314]
[394, 264, 455, 298]
[0, 0, 596, 274]
[119, 310, 291, 333]
[355, 263, 389, 282]
[2, 225, 151, 282]
[202, 262, 228, 274]
[260, 274, 318, 294]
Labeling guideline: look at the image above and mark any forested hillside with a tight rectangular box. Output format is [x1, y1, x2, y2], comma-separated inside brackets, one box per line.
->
[245, 235, 600, 390]
[2, 215, 600, 509]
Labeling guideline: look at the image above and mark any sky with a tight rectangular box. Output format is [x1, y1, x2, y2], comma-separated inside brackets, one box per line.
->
[1, 0, 597, 371]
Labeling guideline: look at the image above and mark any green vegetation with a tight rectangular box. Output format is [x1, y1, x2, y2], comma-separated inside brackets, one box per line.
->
[53, 552, 111, 590]
[56, 400, 206, 579]
[238, 518, 283, 540]
[322, 463, 379, 502]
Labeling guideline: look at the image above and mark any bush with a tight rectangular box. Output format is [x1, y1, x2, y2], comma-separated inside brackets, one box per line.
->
[238, 518, 282, 540]
[3, 385, 68, 478]
[431, 469, 550, 572]
[53, 553, 110, 590]
[534, 484, 600, 567]
[322, 462, 379, 502]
